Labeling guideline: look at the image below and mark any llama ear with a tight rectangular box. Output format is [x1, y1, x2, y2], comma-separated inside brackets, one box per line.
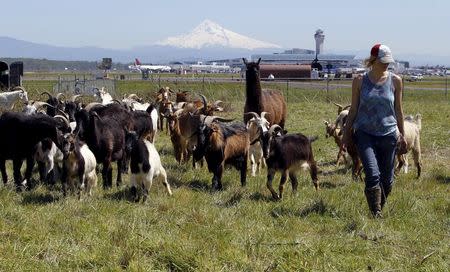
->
[257, 58, 261, 65]
[242, 58, 247, 65]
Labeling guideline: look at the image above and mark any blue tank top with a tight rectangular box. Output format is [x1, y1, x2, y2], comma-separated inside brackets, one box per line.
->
[353, 72, 397, 136]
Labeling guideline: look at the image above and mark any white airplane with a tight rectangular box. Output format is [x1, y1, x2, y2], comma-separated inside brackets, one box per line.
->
[128, 58, 171, 72]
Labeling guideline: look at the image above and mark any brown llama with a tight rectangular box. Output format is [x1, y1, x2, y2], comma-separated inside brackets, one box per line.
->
[243, 58, 287, 128]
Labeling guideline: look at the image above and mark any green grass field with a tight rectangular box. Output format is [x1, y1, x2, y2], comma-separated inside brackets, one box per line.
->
[1, 79, 449, 271]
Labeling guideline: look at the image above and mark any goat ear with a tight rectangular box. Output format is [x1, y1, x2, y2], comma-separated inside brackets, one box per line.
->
[283, 130, 288, 135]
[211, 123, 219, 132]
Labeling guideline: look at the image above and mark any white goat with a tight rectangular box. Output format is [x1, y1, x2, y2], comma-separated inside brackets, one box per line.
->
[0, 87, 29, 111]
[396, 114, 422, 177]
[245, 111, 270, 176]
[23, 101, 53, 115]
[94, 87, 113, 105]
[127, 132, 172, 202]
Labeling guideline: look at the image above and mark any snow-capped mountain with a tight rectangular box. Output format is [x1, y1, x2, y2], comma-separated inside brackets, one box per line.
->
[157, 19, 281, 50]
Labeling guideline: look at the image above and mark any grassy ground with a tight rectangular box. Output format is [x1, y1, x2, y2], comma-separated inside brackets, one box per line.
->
[1, 79, 449, 271]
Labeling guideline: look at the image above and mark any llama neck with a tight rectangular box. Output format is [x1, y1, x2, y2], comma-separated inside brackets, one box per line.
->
[246, 72, 263, 111]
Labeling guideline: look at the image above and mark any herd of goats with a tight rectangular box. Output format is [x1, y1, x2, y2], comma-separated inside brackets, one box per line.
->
[0, 59, 423, 201]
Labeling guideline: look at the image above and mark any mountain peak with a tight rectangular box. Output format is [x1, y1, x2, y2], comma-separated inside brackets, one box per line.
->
[156, 19, 281, 50]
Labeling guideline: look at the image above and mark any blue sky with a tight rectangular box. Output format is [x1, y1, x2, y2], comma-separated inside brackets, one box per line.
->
[2, 0, 449, 56]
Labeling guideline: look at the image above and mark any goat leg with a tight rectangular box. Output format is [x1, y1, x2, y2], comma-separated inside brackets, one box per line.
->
[116, 160, 123, 187]
[240, 156, 247, 187]
[278, 170, 288, 199]
[309, 160, 319, 190]
[102, 160, 112, 189]
[289, 172, 299, 196]
[24, 156, 35, 189]
[13, 158, 24, 190]
[267, 168, 279, 200]
[61, 167, 68, 197]
[211, 165, 224, 191]
[0, 159, 7, 184]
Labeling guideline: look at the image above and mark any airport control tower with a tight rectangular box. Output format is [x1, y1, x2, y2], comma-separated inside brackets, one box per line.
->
[314, 29, 325, 55]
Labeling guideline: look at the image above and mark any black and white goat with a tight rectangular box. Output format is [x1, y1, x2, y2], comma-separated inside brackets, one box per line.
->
[262, 125, 319, 200]
[126, 131, 172, 202]
[34, 138, 64, 185]
[61, 133, 97, 197]
[0, 112, 70, 188]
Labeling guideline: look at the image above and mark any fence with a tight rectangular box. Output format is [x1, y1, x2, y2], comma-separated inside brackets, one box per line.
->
[40, 75, 448, 104]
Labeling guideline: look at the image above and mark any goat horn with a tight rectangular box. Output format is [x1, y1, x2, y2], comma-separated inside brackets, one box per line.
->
[343, 104, 351, 111]
[333, 102, 344, 114]
[40, 91, 53, 99]
[199, 94, 208, 114]
[260, 112, 270, 120]
[33, 101, 55, 109]
[214, 100, 223, 106]
[84, 102, 102, 111]
[128, 94, 140, 100]
[12, 86, 26, 92]
[71, 94, 83, 102]
[268, 124, 282, 136]
[203, 116, 234, 126]
[173, 109, 184, 117]
[244, 112, 260, 119]
[54, 115, 70, 128]
[56, 93, 66, 101]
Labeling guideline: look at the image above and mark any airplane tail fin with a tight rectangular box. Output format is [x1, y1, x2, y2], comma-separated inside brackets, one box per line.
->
[135, 58, 141, 65]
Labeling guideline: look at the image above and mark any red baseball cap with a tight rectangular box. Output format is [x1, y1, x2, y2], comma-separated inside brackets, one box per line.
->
[370, 44, 395, 64]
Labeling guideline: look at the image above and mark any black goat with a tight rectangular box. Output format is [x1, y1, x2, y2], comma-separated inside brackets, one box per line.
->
[0, 112, 70, 189]
[261, 125, 319, 200]
[75, 109, 125, 188]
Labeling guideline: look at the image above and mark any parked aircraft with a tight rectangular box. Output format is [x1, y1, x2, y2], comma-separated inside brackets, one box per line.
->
[128, 58, 171, 72]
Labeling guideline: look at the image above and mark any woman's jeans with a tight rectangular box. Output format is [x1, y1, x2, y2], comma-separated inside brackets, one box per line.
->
[354, 130, 398, 190]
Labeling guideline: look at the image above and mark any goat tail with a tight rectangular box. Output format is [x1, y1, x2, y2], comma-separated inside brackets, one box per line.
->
[308, 135, 319, 143]
[414, 114, 422, 131]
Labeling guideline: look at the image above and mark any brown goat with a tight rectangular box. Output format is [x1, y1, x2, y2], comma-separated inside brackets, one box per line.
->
[324, 121, 363, 181]
[195, 118, 249, 190]
[243, 58, 287, 128]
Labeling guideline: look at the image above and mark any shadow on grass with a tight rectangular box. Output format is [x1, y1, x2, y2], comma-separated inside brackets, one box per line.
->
[21, 191, 60, 205]
[319, 181, 346, 189]
[317, 160, 339, 167]
[185, 179, 211, 192]
[271, 199, 339, 218]
[217, 191, 244, 208]
[249, 191, 274, 202]
[104, 187, 132, 202]
[319, 167, 348, 176]
[435, 175, 449, 184]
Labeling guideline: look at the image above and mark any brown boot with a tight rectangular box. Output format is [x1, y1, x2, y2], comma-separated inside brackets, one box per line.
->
[365, 187, 382, 218]
[380, 184, 392, 210]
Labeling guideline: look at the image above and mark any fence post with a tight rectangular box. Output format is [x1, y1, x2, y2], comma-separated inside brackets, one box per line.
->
[286, 79, 289, 103]
[326, 77, 330, 102]
[158, 75, 161, 88]
[202, 75, 205, 93]
[446, 73, 448, 98]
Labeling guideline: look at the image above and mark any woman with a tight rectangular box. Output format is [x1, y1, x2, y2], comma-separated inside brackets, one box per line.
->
[342, 44, 406, 218]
